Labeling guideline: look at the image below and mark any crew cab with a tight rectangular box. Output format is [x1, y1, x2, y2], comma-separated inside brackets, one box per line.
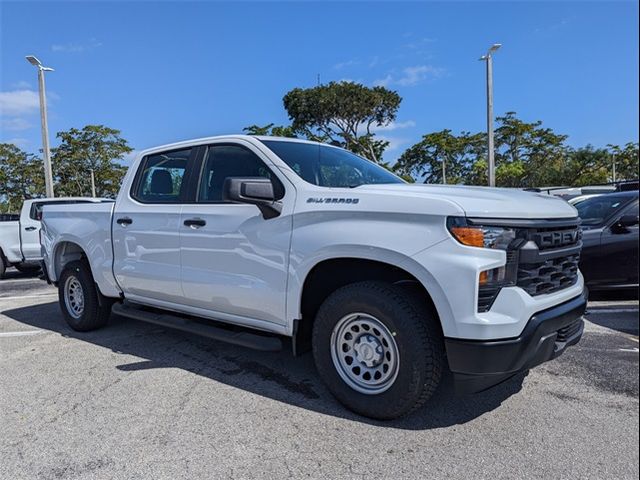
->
[0, 198, 106, 278]
[40, 136, 587, 419]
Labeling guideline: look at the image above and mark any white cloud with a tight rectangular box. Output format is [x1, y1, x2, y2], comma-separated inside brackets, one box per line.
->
[333, 59, 358, 70]
[0, 90, 40, 116]
[372, 120, 416, 132]
[51, 38, 103, 53]
[1, 118, 32, 131]
[373, 74, 394, 88]
[121, 150, 139, 166]
[12, 80, 32, 89]
[374, 65, 445, 87]
[3, 138, 30, 148]
[378, 135, 409, 152]
[403, 37, 436, 50]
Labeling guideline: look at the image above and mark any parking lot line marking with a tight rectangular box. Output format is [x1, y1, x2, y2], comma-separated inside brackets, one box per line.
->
[586, 308, 639, 314]
[0, 293, 58, 300]
[0, 330, 45, 337]
[619, 347, 639, 353]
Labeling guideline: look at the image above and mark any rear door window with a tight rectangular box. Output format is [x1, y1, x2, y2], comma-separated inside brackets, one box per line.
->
[132, 148, 193, 203]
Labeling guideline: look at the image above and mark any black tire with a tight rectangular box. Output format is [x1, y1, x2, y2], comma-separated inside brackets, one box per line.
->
[58, 260, 113, 331]
[0, 254, 6, 279]
[312, 281, 443, 420]
[15, 264, 41, 274]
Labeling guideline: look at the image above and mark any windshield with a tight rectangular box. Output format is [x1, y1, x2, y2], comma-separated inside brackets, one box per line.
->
[575, 194, 634, 226]
[260, 140, 404, 188]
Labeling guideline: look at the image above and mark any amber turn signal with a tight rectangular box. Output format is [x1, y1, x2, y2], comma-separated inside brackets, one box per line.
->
[450, 226, 484, 248]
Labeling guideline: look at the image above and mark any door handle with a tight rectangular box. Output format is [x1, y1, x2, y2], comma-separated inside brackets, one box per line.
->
[25, 226, 37, 231]
[116, 217, 133, 226]
[183, 218, 206, 228]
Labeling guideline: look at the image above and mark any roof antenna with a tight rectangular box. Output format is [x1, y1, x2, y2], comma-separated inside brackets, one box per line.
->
[317, 73, 321, 86]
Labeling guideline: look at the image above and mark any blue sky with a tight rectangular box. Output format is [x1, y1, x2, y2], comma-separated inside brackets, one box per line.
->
[1, 1, 638, 163]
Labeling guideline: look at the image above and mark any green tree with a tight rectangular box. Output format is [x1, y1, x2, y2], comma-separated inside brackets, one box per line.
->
[283, 81, 401, 163]
[243, 123, 297, 138]
[394, 129, 485, 184]
[558, 146, 611, 186]
[608, 142, 639, 181]
[494, 112, 569, 187]
[51, 125, 132, 198]
[0, 143, 45, 213]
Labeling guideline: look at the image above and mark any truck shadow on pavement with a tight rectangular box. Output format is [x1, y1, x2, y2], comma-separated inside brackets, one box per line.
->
[4, 301, 526, 430]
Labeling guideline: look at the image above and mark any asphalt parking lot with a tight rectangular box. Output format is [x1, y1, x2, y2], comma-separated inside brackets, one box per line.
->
[1, 269, 638, 480]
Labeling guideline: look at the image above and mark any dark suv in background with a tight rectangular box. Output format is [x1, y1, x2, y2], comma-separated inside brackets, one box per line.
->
[576, 190, 639, 291]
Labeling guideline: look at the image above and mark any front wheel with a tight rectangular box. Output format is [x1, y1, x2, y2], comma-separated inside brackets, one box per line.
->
[312, 281, 443, 420]
[58, 260, 112, 331]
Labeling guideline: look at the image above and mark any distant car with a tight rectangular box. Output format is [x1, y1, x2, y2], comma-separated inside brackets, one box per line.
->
[576, 191, 639, 290]
[0, 197, 109, 278]
[569, 194, 602, 206]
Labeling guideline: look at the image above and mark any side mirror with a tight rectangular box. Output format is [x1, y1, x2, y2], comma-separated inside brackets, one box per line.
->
[223, 177, 282, 219]
[611, 214, 639, 233]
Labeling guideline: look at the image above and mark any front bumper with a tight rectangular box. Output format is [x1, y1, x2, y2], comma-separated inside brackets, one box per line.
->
[444, 288, 588, 394]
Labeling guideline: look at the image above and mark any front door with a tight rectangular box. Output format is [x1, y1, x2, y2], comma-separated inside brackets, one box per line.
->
[599, 201, 639, 286]
[112, 147, 196, 305]
[179, 141, 294, 327]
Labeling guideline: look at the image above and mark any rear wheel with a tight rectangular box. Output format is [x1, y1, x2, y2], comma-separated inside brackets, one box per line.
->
[312, 281, 443, 420]
[58, 260, 113, 331]
[0, 254, 6, 279]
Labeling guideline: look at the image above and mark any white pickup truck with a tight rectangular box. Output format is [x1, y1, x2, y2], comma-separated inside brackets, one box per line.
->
[0, 198, 107, 278]
[41, 135, 587, 419]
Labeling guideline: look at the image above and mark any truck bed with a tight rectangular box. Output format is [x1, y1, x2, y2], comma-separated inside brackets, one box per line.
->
[41, 201, 119, 297]
[0, 219, 21, 263]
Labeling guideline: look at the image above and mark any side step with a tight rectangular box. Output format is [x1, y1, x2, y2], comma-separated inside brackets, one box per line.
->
[112, 302, 282, 352]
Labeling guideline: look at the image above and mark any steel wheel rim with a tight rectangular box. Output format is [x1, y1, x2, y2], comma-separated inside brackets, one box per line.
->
[64, 275, 85, 319]
[330, 313, 400, 395]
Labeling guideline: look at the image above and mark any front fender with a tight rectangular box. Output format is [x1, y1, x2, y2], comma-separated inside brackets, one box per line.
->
[286, 242, 454, 336]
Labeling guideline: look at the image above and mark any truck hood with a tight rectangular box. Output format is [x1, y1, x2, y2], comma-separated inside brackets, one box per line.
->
[354, 184, 578, 219]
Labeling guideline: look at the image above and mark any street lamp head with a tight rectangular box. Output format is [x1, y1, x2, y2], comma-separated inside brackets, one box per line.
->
[480, 43, 502, 61]
[26, 55, 42, 67]
[26, 55, 54, 72]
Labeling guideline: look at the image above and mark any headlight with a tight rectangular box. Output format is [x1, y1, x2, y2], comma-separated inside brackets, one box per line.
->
[446, 217, 516, 250]
[447, 217, 521, 312]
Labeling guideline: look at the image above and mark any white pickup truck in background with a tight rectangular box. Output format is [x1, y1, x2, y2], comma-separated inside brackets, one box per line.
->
[0, 198, 107, 278]
[40, 135, 588, 419]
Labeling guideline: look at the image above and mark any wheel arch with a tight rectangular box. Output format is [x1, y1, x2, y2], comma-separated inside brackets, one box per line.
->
[52, 240, 87, 280]
[291, 254, 451, 355]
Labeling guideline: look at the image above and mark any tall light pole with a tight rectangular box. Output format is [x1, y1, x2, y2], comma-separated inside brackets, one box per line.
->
[90, 169, 96, 197]
[612, 153, 617, 183]
[26, 55, 55, 198]
[480, 43, 501, 187]
[442, 157, 446, 184]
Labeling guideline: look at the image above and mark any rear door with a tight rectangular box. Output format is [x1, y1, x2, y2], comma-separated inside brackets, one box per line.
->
[112, 147, 197, 305]
[178, 141, 294, 327]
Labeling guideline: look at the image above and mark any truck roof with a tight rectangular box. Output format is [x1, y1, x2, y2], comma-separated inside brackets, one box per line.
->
[134, 135, 334, 160]
[23, 197, 110, 205]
